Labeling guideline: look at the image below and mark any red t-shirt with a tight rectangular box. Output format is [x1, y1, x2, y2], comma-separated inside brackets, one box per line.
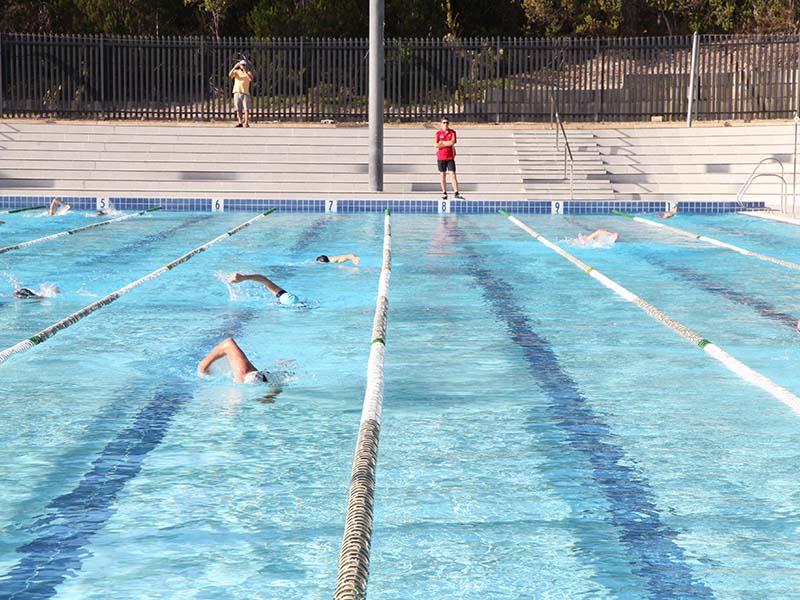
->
[435, 129, 457, 160]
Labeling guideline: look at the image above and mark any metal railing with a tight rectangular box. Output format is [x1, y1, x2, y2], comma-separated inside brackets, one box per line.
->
[2, 32, 800, 122]
[554, 110, 575, 200]
[736, 157, 788, 214]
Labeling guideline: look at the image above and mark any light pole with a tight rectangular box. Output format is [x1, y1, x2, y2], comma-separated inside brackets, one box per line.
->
[368, 0, 385, 191]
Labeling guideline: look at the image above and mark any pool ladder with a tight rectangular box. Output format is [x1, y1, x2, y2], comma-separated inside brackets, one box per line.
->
[736, 157, 792, 216]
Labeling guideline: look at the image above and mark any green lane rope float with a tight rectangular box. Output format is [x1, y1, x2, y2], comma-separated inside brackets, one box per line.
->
[612, 209, 800, 272]
[500, 210, 800, 414]
[0, 205, 46, 214]
[0, 209, 275, 365]
[0, 207, 163, 255]
[335, 208, 392, 600]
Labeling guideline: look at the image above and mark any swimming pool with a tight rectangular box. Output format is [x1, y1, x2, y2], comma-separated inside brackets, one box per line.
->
[2, 209, 800, 599]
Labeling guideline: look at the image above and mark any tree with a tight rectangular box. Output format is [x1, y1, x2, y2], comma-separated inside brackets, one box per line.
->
[1, 0, 86, 34]
[247, 0, 368, 37]
[185, 0, 234, 39]
[641, 0, 798, 35]
[520, 0, 623, 36]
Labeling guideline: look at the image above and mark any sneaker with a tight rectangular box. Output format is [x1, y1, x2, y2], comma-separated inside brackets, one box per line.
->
[235, 123, 243, 128]
[454, 192, 465, 199]
[441, 193, 448, 200]
[244, 123, 250, 128]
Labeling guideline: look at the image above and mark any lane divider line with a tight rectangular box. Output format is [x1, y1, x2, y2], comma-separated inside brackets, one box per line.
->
[612, 209, 800, 272]
[0, 209, 275, 365]
[0, 207, 162, 255]
[500, 210, 800, 414]
[335, 209, 392, 600]
[0, 205, 46, 214]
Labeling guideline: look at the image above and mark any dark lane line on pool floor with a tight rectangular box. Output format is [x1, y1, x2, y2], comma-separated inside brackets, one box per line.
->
[73, 214, 215, 270]
[642, 253, 798, 332]
[567, 217, 798, 331]
[0, 217, 331, 599]
[454, 224, 715, 599]
[0, 308, 255, 599]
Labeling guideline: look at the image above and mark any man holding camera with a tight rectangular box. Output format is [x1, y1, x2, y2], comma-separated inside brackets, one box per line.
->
[228, 60, 253, 128]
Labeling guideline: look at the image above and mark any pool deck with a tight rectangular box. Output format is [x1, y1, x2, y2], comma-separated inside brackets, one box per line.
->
[0, 119, 796, 213]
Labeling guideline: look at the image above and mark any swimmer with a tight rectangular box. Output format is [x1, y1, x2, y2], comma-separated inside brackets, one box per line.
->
[198, 337, 280, 389]
[49, 198, 70, 216]
[580, 229, 618, 243]
[228, 272, 299, 305]
[13, 287, 40, 299]
[658, 204, 679, 219]
[316, 253, 360, 265]
[11, 284, 59, 299]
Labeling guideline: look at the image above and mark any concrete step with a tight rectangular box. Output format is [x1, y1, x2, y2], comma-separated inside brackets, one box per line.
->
[0, 186, 534, 201]
[0, 165, 522, 186]
[602, 155, 794, 168]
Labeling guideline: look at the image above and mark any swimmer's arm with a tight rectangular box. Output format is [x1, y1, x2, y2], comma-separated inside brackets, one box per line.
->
[330, 253, 360, 265]
[197, 354, 217, 376]
[228, 272, 283, 296]
[49, 198, 69, 215]
[229, 272, 268, 285]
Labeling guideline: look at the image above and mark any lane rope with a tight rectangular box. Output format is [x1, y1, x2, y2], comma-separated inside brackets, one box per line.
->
[0, 209, 275, 365]
[335, 209, 392, 600]
[500, 210, 800, 414]
[0, 207, 162, 255]
[613, 209, 800, 272]
[0, 205, 46, 214]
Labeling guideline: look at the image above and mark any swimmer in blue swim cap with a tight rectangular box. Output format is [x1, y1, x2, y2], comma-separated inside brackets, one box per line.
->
[228, 272, 299, 305]
[198, 337, 280, 388]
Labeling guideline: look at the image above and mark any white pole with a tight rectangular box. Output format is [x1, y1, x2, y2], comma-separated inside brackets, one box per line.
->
[686, 32, 699, 128]
[368, 0, 385, 191]
[793, 114, 798, 217]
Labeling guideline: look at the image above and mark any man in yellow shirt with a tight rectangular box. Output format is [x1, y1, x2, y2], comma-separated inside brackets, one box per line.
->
[228, 60, 253, 127]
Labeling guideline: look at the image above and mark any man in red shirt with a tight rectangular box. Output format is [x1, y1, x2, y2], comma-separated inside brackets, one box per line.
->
[434, 116, 464, 200]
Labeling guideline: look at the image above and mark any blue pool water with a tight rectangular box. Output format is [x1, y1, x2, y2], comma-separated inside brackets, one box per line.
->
[2, 209, 800, 599]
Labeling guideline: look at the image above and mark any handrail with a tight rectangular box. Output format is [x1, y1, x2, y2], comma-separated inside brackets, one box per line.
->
[554, 111, 575, 201]
[736, 157, 788, 215]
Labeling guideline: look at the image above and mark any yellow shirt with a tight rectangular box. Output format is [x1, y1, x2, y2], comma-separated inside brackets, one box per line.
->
[232, 70, 251, 95]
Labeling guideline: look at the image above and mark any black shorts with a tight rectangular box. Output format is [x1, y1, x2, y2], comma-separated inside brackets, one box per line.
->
[437, 159, 456, 173]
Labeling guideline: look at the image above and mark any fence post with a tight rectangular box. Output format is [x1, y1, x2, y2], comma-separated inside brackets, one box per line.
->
[795, 33, 800, 119]
[98, 34, 105, 119]
[686, 31, 699, 127]
[0, 33, 4, 118]
[495, 36, 501, 123]
[594, 37, 601, 122]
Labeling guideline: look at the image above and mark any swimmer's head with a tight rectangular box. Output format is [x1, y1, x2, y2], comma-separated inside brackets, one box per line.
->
[316, 255, 330, 263]
[277, 292, 300, 306]
[13, 287, 39, 299]
[250, 371, 269, 383]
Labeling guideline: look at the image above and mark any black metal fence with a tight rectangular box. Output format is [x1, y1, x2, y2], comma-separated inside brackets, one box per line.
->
[1, 32, 798, 122]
